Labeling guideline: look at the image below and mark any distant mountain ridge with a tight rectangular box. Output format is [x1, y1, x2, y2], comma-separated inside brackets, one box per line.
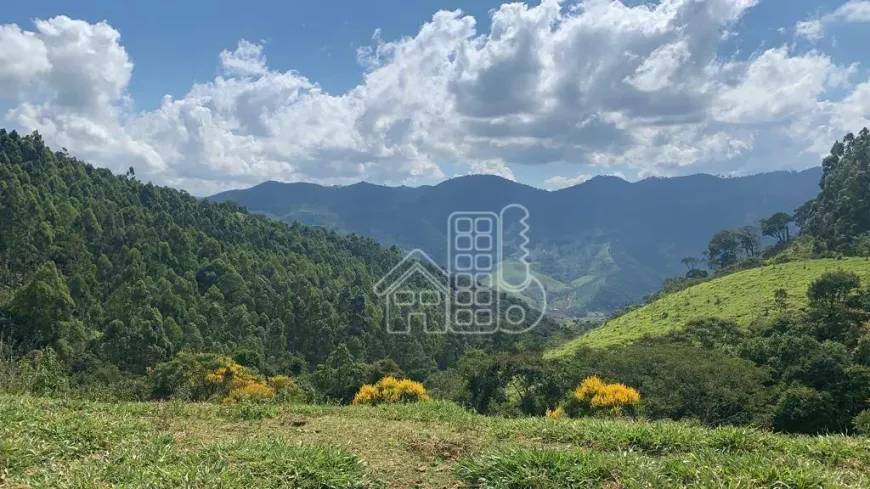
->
[210, 168, 823, 316]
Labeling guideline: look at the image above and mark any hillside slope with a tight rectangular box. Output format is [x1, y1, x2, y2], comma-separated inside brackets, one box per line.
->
[211, 170, 822, 317]
[547, 258, 870, 356]
[0, 129, 552, 382]
[3, 395, 868, 489]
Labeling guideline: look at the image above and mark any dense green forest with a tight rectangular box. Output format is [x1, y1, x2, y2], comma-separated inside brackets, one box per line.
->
[0, 129, 552, 401]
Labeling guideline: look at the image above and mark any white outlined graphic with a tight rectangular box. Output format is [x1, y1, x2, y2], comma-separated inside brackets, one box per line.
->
[373, 204, 546, 334]
[373, 249, 449, 334]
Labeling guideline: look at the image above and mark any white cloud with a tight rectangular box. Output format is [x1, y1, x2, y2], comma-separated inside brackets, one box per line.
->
[32, 16, 132, 116]
[795, 0, 870, 41]
[542, 173, 593, 190]
[795, 20, 824, 41]
[0, 1, 868, 195]
[713, 47, 843, 124]
[835, 0, 870, 22]
[219, 40, 268, 77]
[625, 40, 691, 92]
[467, 160, 516, 181]
[0, 24, 51, 93]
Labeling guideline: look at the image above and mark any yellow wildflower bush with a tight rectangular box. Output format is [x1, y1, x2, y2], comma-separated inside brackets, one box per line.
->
[589, 383, 641, 411]
[267, 375, 294, 391]
[224, 380, 276, 403]
[149, 352, 303, 404]
[352, 376, 430, 405]
[204, 358, 279, 403]
[352, 384, 380, 405]
[565, 376, 641, 417]
[545, 407, 564, 419]
[573, 376, 605, 400]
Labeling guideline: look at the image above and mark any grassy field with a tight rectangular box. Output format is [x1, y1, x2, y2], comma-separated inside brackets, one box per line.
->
[2, 395, 869, 488]
[547, 257, 870, 357]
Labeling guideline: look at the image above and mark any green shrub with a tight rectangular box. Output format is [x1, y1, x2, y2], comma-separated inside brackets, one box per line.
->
[148, 352, 233, 400]
[854, 409, 870, 436]
[560, 344, 772, 426]
[268, 375, 306, 403]
[0, 347, 70, 395]
[773, 386, 836, 434]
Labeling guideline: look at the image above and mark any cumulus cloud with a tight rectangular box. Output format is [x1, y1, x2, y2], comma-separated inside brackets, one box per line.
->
[542, 173, 593, 190]
[0, 24, 51, 93]
[624, 40, 691, 92]
[834, 0, 870, 21]
[713, 47, 844, 124]
[795, 0, 870, 41]
[0, 1, 868, 195]
[467, 160, 516, 181]
[795, 20, 824, 41]
[219, 40, 269, 77]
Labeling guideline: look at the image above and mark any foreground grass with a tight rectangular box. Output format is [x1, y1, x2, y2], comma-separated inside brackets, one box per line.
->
[1, 395, 868, 488]
[547, 257, 870, 356]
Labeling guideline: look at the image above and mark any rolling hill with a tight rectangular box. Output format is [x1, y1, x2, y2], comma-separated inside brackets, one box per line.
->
[547, 257, 870, 357]
[210, 170, 823, 317]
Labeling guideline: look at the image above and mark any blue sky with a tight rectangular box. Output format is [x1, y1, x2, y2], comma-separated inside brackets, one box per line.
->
[5, 1, 494, 103]
[2, 0, 869, 194]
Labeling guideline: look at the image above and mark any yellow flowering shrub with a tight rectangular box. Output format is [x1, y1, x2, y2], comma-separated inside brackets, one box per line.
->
[545, 407, 564, 419]
[267, 375, 294, 391]
[224, 380, 276, 403]
[566, 376, 641, 417]
[352, 384, 380, 405]
[266, 375, 305, 402]
[352, 376, 430, 405]
[589, 383, 641, 410]
[149, 352, 303, 404]
[203, 359, 279, 403]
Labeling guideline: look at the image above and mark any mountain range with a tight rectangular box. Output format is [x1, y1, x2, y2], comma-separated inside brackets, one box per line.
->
[210, 169, 823, 317]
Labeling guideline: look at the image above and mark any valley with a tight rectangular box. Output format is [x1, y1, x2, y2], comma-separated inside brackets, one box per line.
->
[210, 170, 821, 317]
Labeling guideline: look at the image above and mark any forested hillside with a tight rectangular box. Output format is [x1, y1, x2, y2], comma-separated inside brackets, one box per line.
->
[0, 129, 551, 391]
[211, 169, 821, 316]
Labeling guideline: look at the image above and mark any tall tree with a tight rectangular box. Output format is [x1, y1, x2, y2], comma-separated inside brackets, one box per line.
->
[760, 212, 793, 245]
[5, 262, 79, 353]
[806, 271, 861, 316]
[707, 229, 741, 269]
[799, 128, 870, 251]
[737, 225, 761, 257]
[681, 256, 700, 272]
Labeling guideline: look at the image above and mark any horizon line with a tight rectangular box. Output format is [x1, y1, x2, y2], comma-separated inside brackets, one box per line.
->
[212, 165, 823, 196]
